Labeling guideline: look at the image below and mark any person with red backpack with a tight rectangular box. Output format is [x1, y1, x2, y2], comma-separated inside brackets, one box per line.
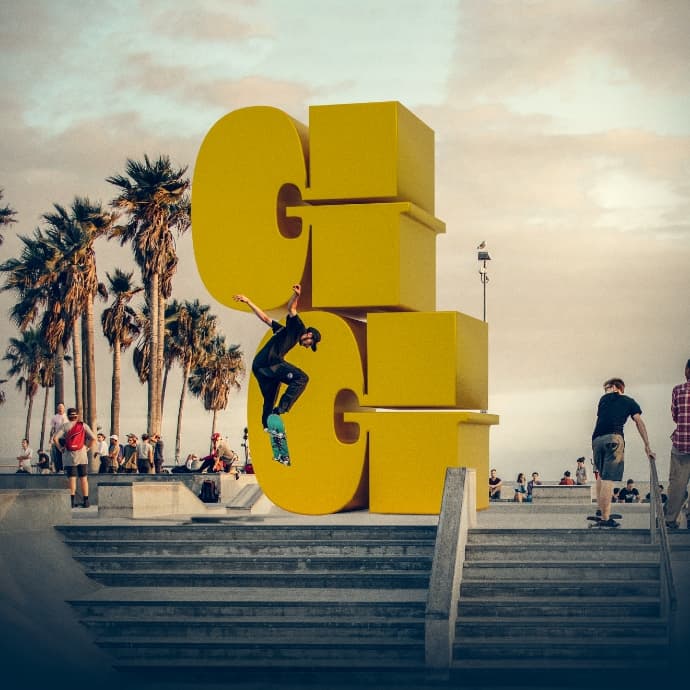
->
[52, 407, 96, 508]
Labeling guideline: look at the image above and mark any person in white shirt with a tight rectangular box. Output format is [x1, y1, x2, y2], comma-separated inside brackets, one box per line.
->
[49, 403, 68, 472]
[16, 438, 33, 473]
[96, 432, 109, 473]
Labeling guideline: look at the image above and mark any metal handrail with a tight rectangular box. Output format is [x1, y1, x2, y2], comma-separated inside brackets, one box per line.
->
[648, 457, 677, 626]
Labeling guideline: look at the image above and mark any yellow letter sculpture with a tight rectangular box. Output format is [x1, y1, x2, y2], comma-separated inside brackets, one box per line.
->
[193, 102, 498, 514]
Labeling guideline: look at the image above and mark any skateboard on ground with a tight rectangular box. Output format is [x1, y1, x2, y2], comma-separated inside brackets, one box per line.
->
[266, 414, 291, 467]
[587, 513, 622, 528]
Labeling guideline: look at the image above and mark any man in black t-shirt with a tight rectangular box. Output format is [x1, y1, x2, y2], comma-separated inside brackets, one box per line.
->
[234, 285, 321, 428]
[591, 378, 655, 526]
[617, 478, 640, 503]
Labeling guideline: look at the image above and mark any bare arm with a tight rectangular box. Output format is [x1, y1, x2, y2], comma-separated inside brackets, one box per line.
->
[232, 294, 273, 326]
[632, 413, 655, 460]
[287, 284, 301, 316]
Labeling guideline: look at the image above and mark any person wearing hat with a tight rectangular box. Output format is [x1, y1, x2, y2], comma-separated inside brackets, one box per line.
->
[107, 434, 122, 473]
[233, 284, 321, 428]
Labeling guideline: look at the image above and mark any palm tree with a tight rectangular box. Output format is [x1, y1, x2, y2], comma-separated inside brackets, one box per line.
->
[188, 334, 244, 441]
[42, 198, 115, 428]
[3, 328, 49, 441]
[101, 269, 142, 437]
[0, 189, 17, 245]
[166, 299, 217, 463]
[0, 228, 69, 407]
[107, 155, 191, 435]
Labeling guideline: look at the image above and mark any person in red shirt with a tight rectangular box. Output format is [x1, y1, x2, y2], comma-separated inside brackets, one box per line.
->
[559, 470, 575, 485]
[665, 359, 690, 528]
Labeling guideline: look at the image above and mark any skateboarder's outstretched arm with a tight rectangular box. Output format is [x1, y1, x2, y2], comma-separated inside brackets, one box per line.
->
[232, 294, 272, 326]
[233, 285, 302, 324]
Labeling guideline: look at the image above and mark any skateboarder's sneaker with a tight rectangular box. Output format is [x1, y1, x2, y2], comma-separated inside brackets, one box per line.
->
[598, 518, 620, 528]
[595, 509, 602, 517]
[665, 521, 678, 529]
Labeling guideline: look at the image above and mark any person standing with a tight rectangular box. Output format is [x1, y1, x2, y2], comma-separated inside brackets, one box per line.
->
[96, 432, 109, 474]
[575, 457, 588, 485]
[16, 438, 33, 473]
[233, 284, 321, 428]
[136, 433, 154, 474]
[49, 402, 68, 473]
[152, 433, 165, 474]
[591, 378, 655, 528]
[665, 359, 690, 529]
[53, 408, 96, 508]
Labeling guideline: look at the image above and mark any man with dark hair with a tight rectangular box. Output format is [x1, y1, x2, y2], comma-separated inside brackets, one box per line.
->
[53, 408, 96, 508]
[233, 284, 321, 428]
[665, 359, 690, 528]
[591, 378, 655, 527]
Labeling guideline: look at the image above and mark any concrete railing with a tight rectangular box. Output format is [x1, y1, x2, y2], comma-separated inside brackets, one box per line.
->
[425, 467, 476, 668]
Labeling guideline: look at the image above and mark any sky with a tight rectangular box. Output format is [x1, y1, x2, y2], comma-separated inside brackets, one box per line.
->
[0, 0, 688, 484]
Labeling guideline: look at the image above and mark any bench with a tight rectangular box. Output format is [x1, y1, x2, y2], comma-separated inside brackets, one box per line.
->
[530, 484, 593, 504]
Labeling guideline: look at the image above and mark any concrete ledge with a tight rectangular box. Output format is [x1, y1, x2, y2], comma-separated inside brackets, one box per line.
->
[98, 481, 228, 518]
[0, 472, 259, 506]
[0, 489, 71, 530]
[531, 484, 593, 504]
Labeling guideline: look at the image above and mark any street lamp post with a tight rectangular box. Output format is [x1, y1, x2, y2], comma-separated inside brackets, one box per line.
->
[477, 243, 491, 322]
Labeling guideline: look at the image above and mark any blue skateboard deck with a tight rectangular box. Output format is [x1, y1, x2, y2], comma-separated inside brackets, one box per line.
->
[267, 414, 291, 466]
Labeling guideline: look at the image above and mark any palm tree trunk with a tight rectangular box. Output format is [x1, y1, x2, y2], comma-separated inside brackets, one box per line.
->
[161, 363, 171, 417]
[175, 361, 191, 465]
[39, 385, 50, 451]
[84, 300, 98, 430]
[24, 392, 34, 441]
[156, 291, 165, 434]
[147, 274, 159, 434]
[54, 345, 65, 409]
[72, 320, 83, 413]
[111, 335, 121, 437]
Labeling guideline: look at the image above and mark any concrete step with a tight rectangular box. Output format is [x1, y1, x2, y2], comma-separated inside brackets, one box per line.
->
[460, 579, 660, 598]
[464, 542, 659, 562]
[82, 616, 425, 641]
[452, 636, 667, 661]
[455, 616, 668, 639]
[57, 524, 437, 542]
[467, 527, 651, 545]
[83, 569, 431, 588]
[64, 538, 434, 558]
[98, 637, 425, 664]
[69, 587, 427, 620]
[461, 561, 660, 580]
[456, 596, 660, 618]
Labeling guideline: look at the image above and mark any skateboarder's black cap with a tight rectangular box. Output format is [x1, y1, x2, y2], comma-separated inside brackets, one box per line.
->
[306, 326, 321, 351]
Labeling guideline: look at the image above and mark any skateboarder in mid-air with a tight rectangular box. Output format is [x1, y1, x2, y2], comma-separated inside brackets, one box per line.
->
[233, 284, 321, 429]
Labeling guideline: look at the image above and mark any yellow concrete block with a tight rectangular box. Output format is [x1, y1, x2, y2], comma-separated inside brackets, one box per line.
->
[247, 311, 370, 515]
[364, 312, 488, 409]
[346, 411, 497, 514]
[289, 202, 443, 312]
[305, 102, 436, 213]
[192, 106, 310, 310]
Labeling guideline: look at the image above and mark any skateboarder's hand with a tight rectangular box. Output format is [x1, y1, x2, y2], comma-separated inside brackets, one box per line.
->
[292, 284, 301, 296]
[233, 294, 248, 303]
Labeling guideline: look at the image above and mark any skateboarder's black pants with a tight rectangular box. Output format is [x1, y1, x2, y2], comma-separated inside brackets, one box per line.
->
[254, 362, 309, 428]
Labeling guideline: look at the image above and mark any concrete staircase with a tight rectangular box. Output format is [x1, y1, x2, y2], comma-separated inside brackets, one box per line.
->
[453, 527, 670, 673]
[56, 523, 436, 673]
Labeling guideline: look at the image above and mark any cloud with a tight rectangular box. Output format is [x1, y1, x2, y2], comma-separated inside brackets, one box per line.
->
[452, 0, 690, 97]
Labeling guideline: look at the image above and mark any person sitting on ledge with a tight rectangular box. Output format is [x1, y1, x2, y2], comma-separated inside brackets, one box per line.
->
[559, 470, 575, 485]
